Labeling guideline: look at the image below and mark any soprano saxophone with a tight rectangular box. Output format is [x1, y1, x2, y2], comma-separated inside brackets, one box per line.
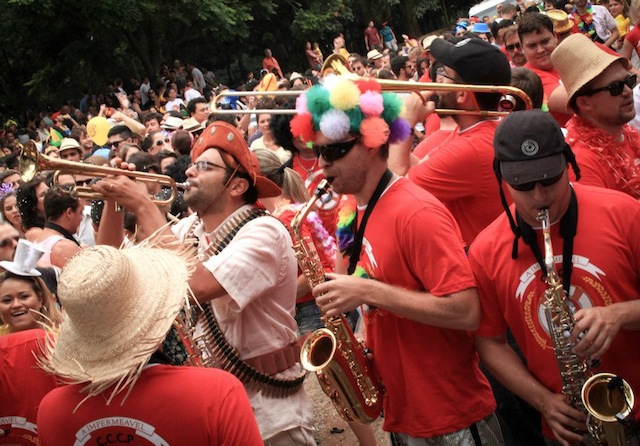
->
[538, 209, 634, 446]
[294, 180, 383, 424]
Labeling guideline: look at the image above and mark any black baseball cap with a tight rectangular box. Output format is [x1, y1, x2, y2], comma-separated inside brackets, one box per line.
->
[494, 110, 568, 185]
[430, 37, 511, 86]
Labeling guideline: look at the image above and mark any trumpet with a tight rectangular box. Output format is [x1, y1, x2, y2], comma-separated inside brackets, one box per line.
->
[213, 54, 532, 117]
[19, 141, 188, 205]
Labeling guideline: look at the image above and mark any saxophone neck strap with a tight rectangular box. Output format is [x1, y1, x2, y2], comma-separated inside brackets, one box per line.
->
[347, 169, 393, 275]
[518, 187, 578, 294]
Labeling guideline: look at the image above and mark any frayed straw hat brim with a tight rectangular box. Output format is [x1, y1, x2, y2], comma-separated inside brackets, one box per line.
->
[41, 245, 193, 400]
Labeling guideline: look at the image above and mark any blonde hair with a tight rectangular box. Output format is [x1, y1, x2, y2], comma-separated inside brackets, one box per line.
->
[253, 149, 309, 203]
[0, 272, 63, 331]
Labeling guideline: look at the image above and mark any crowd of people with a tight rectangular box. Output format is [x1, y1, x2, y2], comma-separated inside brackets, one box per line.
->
[2, 0, 640, 445]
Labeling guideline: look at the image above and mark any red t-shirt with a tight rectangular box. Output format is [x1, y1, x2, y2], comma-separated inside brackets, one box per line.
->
[37, 365, 262, 445]
[408, 119, 507, 246]
[625, 25, 640, 57]
[423, 113, 441, 137]
[353, 178, 496, 437]
[523, 63, 571, 127]
[469, 184, 640, 440]
[0, 329, 58, 446]
[364, 27, 381, 47]
[413, 129, 456, 159]
[566, 117, 640, 199]
[262, 57, 283, 78]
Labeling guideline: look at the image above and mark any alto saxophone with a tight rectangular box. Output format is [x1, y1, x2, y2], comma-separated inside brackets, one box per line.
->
[538, 209, 634, 446]
[294, 180, 383, 424]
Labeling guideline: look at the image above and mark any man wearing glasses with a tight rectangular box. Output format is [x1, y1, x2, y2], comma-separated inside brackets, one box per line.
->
[503, 25, 527, 68]
[470, 109, 640, 445]
[106, 125, 135, 158]
[390, 55, 415, 81]
[94, 121, 315, 445]
[552, 33, 640, 200]
[290, 77, 503, 444]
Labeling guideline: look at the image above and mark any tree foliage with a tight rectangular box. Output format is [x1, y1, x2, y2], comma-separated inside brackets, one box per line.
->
[0, 0, 478, 118]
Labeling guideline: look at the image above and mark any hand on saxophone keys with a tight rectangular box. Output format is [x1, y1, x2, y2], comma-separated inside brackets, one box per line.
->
[569, 304, 623, 361]
[539, 391, 588, 446]
[312, 273, 366, 318]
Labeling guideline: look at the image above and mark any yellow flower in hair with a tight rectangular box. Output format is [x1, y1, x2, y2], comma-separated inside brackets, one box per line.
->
[329, 78, 361, 111]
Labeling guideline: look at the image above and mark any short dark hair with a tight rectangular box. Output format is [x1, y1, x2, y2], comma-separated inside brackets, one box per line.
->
[107, 125, 133, 140]
[390, 55, 410, 77]
[165, 155, 191, 184]
[44, 189, 80, 221]
[518, 12, 554, 40]
[511, 67, 544, 110]
[127, 152, 161, 174]
[142, 112, 162, 125]
[187, 97, 207, 116]
[170, 130, 192, 156]
[492, 19, 515, 38]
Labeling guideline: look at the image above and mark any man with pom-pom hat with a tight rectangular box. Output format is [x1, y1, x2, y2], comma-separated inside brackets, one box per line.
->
[291, 75, 503, 443]
[389, 37, 513, 246]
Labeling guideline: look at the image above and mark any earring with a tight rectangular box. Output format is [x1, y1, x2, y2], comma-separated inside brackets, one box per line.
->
[41, 305, 48, 315]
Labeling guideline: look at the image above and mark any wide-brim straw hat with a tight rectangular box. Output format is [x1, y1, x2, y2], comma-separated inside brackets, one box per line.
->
[40, 244, 194, 403]
[551, 33, 629, 108]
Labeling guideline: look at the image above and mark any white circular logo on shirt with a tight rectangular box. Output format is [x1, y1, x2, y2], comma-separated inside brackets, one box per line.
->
[521, 139, 539, 156]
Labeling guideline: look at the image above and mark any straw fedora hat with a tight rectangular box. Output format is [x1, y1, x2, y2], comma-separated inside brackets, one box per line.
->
[546, 9, 574, 35]
[551, 33, 628, 106]
[40, 244, 194, 402]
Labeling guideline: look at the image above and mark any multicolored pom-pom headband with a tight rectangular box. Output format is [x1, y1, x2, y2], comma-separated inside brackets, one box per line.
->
[290, 75, 412, 148]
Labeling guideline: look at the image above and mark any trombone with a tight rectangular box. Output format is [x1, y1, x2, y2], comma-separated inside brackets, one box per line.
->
[212, 54, 533, 117]
[19, 141, 186, 205]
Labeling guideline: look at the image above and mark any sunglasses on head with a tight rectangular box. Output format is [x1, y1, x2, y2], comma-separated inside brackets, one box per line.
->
[508, 173, 563, 191]
[0, 236, 19, 248]
[312, 138, 359, 162]
[581, 74, 637, 97]
[505, 42, 522, 52]
[154, 138, 171, 147]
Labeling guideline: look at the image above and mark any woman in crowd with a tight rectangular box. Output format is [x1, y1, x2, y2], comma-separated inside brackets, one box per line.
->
[250, 99, 292, 163]
[17, 177, 48, 241]
[1, 187, 23, 236]
[0, 270, 62, 335]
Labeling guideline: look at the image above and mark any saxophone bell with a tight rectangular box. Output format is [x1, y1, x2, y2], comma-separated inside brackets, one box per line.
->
[293, 181, 384, 424]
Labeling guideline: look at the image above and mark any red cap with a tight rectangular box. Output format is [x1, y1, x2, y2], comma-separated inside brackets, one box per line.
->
[191, 121, 282, 198]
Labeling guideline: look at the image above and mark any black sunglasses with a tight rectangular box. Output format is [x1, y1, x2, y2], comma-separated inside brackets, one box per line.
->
[312, 139, 359, 162]
[509, 173, 563, 191]
[505, 42, 522, 52]
[581, 74, 636, 97]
